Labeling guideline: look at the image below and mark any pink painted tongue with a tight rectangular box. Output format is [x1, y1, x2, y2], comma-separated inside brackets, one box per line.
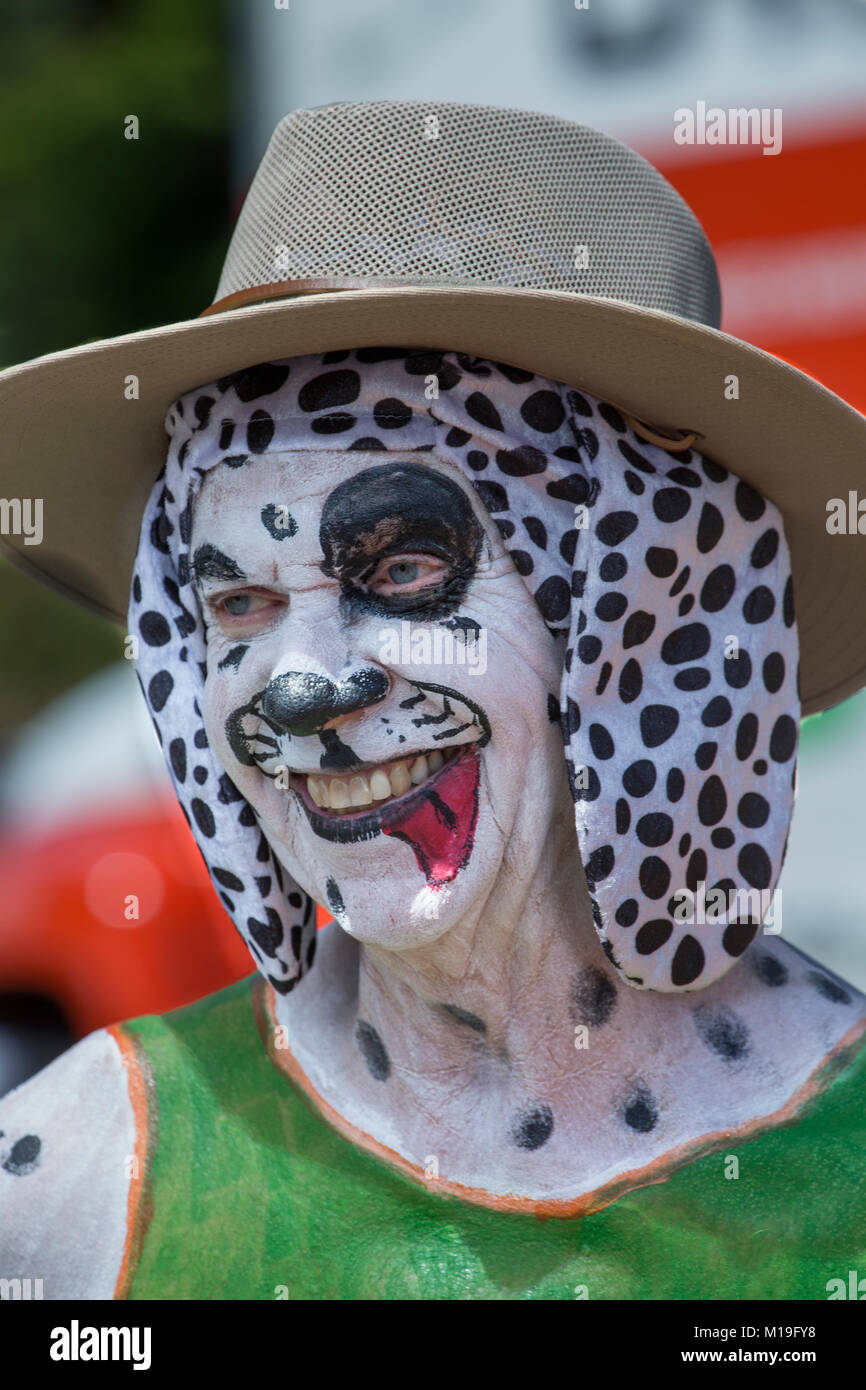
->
[382, 751, 480, 888]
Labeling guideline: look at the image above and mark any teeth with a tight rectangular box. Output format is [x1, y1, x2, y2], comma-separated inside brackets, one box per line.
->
[307, 776, 328, 807]
[370, 770, 391, 801]
[329, 778, 350, 810]
[349, 775, 372, 807]
[306, 747, 461, 814]
[389, 761, 411, 797]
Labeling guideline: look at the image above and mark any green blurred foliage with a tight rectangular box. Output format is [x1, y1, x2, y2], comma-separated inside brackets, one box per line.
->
[0, 0, 231, 738]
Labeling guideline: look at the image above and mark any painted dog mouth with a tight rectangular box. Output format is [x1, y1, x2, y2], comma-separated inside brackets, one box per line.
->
[294, 742, 483, 887]
[295, 743, 472, 835]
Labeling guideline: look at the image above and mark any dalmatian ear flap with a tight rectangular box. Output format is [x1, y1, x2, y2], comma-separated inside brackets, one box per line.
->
[562, 439, 800, 992]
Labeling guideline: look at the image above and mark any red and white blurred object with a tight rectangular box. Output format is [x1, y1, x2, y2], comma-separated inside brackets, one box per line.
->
[0, 663, 252, 1045]
[656, 122, 866, 418]
[236, 0, 866, 412]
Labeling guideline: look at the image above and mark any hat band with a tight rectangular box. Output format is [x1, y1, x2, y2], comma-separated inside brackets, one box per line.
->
[198, 275, 428, 317]
[197, 276, 703, 453]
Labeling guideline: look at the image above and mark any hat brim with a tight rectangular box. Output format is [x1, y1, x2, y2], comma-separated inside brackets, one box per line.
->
[0, 284, 863, 717]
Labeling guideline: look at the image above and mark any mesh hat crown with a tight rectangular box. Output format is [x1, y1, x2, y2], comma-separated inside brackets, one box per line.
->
[209, 100, 722, 322]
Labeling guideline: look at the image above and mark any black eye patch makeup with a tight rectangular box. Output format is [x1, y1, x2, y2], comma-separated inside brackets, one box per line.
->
[191, 543, 247, 588]
[319, 462, 483, 620]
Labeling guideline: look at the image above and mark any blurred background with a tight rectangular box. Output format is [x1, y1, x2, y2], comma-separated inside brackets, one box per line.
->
[1, 0, 865, 1093]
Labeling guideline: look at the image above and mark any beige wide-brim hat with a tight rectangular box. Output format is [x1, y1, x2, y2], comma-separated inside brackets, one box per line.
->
[1, 99, 864, 716]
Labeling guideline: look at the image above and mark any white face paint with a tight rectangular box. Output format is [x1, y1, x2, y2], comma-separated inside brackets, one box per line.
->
[191, 449, 567, 950]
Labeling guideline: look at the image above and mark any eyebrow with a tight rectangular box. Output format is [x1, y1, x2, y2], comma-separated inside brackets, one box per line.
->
[191, 543, 247, 586]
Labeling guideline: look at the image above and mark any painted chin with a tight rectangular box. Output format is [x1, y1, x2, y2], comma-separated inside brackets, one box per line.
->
[294, 744, 482, 889]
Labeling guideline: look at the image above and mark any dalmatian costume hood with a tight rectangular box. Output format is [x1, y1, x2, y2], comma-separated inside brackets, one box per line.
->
[130, 346, 799, 996]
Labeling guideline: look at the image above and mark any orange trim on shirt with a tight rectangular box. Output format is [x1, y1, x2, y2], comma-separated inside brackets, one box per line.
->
[108, 1023, 155, 1298]
[257, 979, 866, 1221]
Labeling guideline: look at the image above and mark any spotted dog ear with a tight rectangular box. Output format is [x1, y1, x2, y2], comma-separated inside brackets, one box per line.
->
[562, 442, 800, 992]
[130, 404, 319, 998]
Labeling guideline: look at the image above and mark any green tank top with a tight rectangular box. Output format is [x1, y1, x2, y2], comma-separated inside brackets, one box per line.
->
[117, 976, 866, 1300]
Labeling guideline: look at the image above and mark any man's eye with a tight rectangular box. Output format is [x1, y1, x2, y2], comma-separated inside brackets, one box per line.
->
[211, 591, 283, 628]
[387, 561, 419, 585]
[223, 594, 254, 615]
[365, 553, 449, 596]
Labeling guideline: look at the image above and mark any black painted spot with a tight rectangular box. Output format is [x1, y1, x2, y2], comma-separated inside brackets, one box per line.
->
[439, 1003, 487, 1034]
[640, 704, 679, 747]
[653, 488, 691, 523]
[227, 362, 289, 401]
[623, 759, 656, 797]
[622, 1083, 658, 1133]
[217, 644, 249, 672]
[521, 389, 564, 432]
[510, 1103, 554, 1151]
[743, 585, 775, 624]
[326, 877, 346, 922]
[2, 1133, 41, 1176]
[752, 952, 788, 987]
[585, 844, 615, 886]
[735, 480, 766, 522]
[806, 970, 852, 1006]
[595, 592, 628, 622]
[686, 848, 708, 892]
[169, 737, 187, 782]
[600, 552, 628, 583]
[299, 368, 361, 413]
[735, 713, 759, 761]
[667, 768, 685, 802]
[751, 528, 779, 568]
[671, 934, 705, 986]
[724, 651, 752, 689]
[639, 855, 671, 899]
[261, 503, 298, 540]
[696, 502, 724, 553]
[645, 546, 677, 577]
[675, 667, 711, 692]
[535, 576, 571, 623]
[738, 842, 772, 889]
[698, 775, 727, 826]
[738, 793, 770, 829]
[619, 658, 643, 704]
[696, 743, 718, 771]
[623, 611, 655, 649]
[596, 511, 638, 547]
[702, 695, 732, 727]
[355, 1019, 391, 1080]
[190, 798, 215, 837]
[661, 622, 711, 665]
[148, 671, 173, 712]
[635, 918, 673, 954]
[636, 813, 673, 847]
[762, 652, 785, 693]
[247, 906, 283, 957]
[569, 965, 617, 1027]
[589, 722, 615, 760]
[769, 714, 797, 762]
[139, 611, 171, 646]
[722, 919, 760, 957]
[693, 1004, 750, 1060]
[700, 564, 736, 613]
[247, 409, 275, 453]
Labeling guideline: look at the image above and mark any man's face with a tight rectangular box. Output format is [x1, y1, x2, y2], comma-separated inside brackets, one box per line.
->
[191, 449, 567, 947]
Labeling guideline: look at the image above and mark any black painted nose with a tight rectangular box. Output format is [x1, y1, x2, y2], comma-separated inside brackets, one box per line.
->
[261, 668, 389, 737]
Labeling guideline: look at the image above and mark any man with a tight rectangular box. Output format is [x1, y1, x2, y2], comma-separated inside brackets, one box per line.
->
[0, 102, 864, 1299]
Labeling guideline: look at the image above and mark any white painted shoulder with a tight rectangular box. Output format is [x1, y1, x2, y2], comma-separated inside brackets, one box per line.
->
[0, 1028, 137, 1300]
